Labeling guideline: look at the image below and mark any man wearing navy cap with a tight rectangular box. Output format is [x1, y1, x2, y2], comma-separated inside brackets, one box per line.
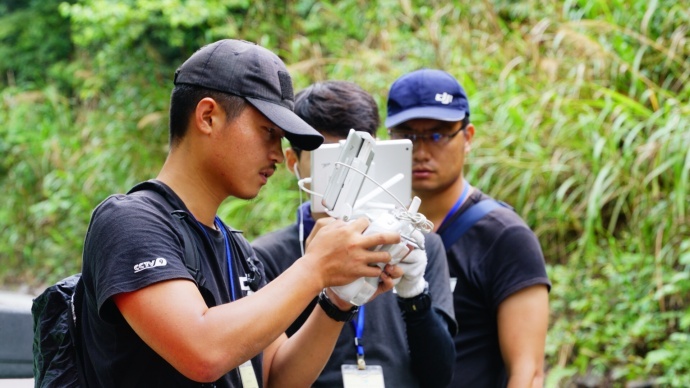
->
[77, 39, 403, 387]
[385, 69, 551, 387]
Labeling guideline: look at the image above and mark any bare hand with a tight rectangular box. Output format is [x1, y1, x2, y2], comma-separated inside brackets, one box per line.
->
[326, 263, 403, 309]
[369, 264, 403, 301]
[301, 217, 401, 290]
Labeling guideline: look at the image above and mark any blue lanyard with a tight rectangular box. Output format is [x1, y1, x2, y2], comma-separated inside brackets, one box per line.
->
[194, 216, 237, 301]
[215, 216, 237, 301]
[439, 179, 469, 230]
[350, 305, 366, 368]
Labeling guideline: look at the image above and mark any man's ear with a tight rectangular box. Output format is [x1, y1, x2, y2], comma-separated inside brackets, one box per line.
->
[464, 123, 475, 153]
[194, 97, 221, 136]
[285, 148, 299, 176]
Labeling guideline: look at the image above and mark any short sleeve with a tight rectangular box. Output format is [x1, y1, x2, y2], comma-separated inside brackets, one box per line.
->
[486, 225, 551, 309]
[83, 195, 193, 316]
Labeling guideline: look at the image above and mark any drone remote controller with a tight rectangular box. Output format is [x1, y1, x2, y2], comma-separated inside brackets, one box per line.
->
[321, 129, 375, 220]
[319, 129, 432, 306]
[331, 198, 427, 306]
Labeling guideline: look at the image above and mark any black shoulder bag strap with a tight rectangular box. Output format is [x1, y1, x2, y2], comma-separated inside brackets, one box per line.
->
[68, 276, 89, 388]
[126, 181, 205, 285]
[171, 210, 205, 287]
[439, 199, 510, 250]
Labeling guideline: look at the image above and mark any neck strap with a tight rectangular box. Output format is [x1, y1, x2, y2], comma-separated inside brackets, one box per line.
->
[439, 179, 470, 230]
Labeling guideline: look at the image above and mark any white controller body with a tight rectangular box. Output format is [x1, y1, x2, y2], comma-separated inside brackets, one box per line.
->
[318, 129, 429, 305]
[331, 207, 421, 306]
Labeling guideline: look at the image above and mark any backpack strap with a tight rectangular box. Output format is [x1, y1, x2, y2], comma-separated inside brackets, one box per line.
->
[68, 276, 89, 387]
[439, 199, 509, 250]
[126, 182, 205, 286]
[171, 210, 205, 287]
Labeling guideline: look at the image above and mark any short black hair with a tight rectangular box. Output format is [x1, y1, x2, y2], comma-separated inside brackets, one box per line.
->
[292, 81, 379, 154]
[460, 116, 470, 131]
[168, 84, 247, 147]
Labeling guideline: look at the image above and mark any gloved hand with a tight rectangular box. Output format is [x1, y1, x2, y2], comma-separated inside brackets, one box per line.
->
[394, 230, 428, 298]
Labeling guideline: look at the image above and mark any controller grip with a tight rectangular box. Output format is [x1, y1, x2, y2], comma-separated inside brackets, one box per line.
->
[332, 207, 422, 306]
[331, 277, 379, 306]
[361, 214, 412, 265]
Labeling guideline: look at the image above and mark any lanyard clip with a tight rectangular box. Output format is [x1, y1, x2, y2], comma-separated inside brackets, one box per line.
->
[354, 337, 363, 347]
[354, 336, 365, 370]
[356, 353, 366, 370]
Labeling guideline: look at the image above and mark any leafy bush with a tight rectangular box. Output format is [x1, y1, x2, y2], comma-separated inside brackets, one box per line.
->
[0, 0, 75, 88]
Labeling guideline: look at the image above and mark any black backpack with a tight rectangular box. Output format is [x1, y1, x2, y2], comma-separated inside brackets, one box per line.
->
[31, 187, 204, 388]
[31, 273, 86, 387]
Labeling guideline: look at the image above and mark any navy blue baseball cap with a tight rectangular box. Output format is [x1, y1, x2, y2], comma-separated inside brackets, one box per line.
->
[385, 69, 470, 128]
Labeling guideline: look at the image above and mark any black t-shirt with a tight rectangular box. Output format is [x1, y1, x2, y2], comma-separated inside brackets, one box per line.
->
[251, 204, 456, 388]
[440, 190, 551, 387]
[79, 180, 265, 387]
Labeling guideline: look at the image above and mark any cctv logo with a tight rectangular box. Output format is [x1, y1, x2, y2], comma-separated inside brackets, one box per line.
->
[134, 257, 168, 273]
[435, 92, 453, 105]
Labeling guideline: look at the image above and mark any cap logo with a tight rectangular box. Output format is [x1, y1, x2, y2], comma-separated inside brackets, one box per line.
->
[278, 70, 294, 101]
[435, 92, 453, 105]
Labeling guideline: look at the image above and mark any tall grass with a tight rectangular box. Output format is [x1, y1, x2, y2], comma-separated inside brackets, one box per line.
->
[255, 1, 690, 384]
[0, 0, 688, 385]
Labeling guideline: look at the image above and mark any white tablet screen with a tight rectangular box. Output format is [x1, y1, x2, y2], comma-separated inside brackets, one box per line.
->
[310, 139, 413, 214]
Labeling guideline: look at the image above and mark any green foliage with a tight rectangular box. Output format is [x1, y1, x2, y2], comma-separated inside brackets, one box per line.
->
[1, 0, 689, 385]
[0, 0, 76, 88]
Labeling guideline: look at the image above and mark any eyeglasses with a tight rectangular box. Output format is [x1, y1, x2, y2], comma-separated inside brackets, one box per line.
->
[388, 126, 465, 146]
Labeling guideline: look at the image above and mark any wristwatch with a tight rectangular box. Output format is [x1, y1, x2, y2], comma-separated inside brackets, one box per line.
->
[397, 282, 431, 315]
[318, 289, 359, 322]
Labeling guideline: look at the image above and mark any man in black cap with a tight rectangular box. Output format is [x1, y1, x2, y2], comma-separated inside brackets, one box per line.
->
[385, 69, 551, 387]
[78, 39, 403, 387]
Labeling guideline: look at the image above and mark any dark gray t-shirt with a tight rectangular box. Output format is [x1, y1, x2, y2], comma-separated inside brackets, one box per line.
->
[80, 180, 265, 387]
[441, 190, 551, 387]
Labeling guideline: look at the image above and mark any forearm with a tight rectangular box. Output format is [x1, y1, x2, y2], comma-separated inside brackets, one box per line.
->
[402, 306, 456, 388]
[116, 259, 325, 382]
[498, 285, 549, 388]
[204, 258, 325, 359]
[265, 304, 345, 387]
[506, 362, 544, 388]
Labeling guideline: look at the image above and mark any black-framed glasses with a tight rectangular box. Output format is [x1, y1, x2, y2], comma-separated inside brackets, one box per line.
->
[388, 126, 465, 146]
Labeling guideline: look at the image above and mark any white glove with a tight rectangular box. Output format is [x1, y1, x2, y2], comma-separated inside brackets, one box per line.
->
[410, 229, 425, 250]
[394, 247, 427, 298]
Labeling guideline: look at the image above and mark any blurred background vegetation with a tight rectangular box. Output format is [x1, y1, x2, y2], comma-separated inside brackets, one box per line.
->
[1, 0, 688, 386]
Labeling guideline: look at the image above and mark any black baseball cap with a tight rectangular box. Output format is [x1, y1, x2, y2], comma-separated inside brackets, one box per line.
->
[385, 69, 470, 128]
[174, 39, 324, 151]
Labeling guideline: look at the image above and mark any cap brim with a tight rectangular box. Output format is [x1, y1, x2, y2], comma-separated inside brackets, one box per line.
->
[246, 97, 324, 151]
[385, 107, 466, 128]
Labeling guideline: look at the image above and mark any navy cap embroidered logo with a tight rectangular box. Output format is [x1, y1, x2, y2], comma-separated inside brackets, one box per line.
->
[435, 92, 453, 105]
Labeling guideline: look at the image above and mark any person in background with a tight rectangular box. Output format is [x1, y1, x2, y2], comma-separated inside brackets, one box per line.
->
[385, 69, 551, 387]
[78, 39, 404, 387]
[252, 80, 457, 388]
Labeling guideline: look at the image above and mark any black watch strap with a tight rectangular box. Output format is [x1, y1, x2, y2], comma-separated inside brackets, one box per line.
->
[318, 289, 359, 322]
[397, 282, 431, 315]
